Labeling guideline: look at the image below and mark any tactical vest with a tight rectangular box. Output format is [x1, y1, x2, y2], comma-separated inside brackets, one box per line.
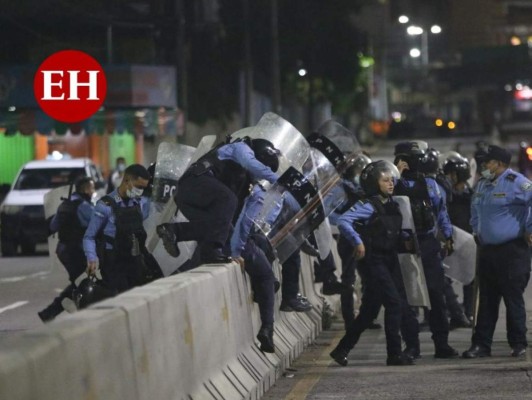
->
[448, 187, 473, 233]
[185, 143, 253, 219]
[57, 198, 85, 246]
[101, 196, 147, 258]
[356, 196, 403, 253]
[394, 175, 435, 232]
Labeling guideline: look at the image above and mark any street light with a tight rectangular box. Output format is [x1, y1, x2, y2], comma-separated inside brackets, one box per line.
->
[407, 24, 442, 66]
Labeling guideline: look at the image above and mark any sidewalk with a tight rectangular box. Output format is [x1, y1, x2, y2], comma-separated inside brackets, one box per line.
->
[262, 281, 532, 400]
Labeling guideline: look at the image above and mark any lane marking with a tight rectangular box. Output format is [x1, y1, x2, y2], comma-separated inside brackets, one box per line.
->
[283, 329, 343, 400]
[0, 271, 49, 284]
[0, 301, 29, 314]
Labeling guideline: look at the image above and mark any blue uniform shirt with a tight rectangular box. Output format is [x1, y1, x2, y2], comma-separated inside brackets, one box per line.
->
[337, 200, 376, 246]
[230, 185, 299, 257]
[471, 168, 532, 245]
[231, 185, 266, 257]
[83, 190, 150, 262]
[217, 142, 279, 184]
[50, 192, 94, 232]
[400, 176, 453, 239]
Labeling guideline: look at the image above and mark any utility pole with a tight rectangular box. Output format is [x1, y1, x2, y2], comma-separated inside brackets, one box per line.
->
[271, 0, 281, 114]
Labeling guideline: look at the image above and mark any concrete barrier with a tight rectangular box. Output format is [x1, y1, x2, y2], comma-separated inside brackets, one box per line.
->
[0, 251, 341, 399]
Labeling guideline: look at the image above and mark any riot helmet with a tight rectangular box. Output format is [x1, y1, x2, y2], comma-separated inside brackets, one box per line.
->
[73, 275, 113, 309]
[393, 140, 429, 172]
[419, 148, 440, 175]
[442, 152, 471, 183]
[343, 153, 371, 182]
[360, 160, 400, 197]
[251, 138, 281, 172]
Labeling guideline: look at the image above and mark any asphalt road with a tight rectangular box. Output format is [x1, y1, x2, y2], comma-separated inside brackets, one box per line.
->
[0, 248, 69, 336]
[263, 279, 532, 400]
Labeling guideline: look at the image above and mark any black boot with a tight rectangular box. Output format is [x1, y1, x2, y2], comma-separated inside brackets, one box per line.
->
[330, 346, 349, 366]
[257, 324, 275, 353]
[156, 223, 180, 258]
[37, 300, 64, 323]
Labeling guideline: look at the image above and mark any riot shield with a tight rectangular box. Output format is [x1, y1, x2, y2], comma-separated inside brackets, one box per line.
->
[146, 135, 216, 275]
[144, 142, 195, 251]
[315, 119, 362, 156]
[231, 112, 311, 174]
[44, 185, 71, 270]
[393, 195, 431, 308]
[253, 148, 345, 264]
[443, 225, 476, 284]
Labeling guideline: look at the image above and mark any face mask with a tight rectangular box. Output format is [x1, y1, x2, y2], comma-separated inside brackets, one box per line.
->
[480, 168, 494, 180]
[117, 163, 126, 172]
[353, 176, 360, 185]
[126, 186, 144, 198]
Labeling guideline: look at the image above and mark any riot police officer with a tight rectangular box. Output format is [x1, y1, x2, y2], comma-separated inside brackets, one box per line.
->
[463, 145, 532, 358]
[330, 153, 380, 329]
[157, 137, 280, 264]
[84, 164, 153, 294]
[38, 177, 95, 322]
[393, 141, 459, 358]
[422, 149, 472, 329]
[442, 152, 476, 322]
[230, 184, 278, 352]
[329, 160, 419, 366]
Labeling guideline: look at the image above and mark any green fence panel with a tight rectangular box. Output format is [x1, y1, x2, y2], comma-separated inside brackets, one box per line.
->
[109, 131, 136, 167]
[0, 132, 35, 185]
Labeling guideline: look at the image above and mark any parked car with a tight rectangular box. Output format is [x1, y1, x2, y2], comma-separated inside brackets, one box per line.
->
[0, 158, 106, 256]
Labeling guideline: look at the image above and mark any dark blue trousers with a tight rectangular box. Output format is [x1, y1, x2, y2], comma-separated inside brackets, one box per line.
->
[242, 239, 275, 325]
[281, 250, 301, 300]
[473, 239, 530, 349]
[418, 234, 450, 348]
[337, 236, 358, 327]
[337, 252, 417, 357]
[175, 174, 238, 258]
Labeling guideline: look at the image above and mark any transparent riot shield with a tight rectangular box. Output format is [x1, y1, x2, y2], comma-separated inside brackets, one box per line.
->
[44, 185, 71, 270]
[231, 112, 311, 174]
[145, 142, 195, 250]
[443, 226, 476, 284]
[307, 122, 361, 259]
[314, 119, 362, 156]
[253, 148, 345, 264]
[146, 135, 217, 275]
[393, 195, 431, 308]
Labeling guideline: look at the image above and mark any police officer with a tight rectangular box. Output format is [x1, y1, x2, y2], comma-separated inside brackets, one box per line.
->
[84, 164, 152, 294]
[329, 161, 419, 366]
[38, 177, 95, 322]
[442, 152, 476, 323]
[463, 145, 532, 358]
[157, 137, 280, 264]
[330, 153, 381, 329]
[230, 184, 278, 353]
[393, 141, 458, 358]
[422, 149, 472, 329]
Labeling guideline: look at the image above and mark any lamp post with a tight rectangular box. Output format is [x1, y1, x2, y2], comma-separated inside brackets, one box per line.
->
[406, 24, 441, 67]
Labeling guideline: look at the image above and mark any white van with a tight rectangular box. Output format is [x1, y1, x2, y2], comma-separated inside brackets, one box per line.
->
[0, 158, 106, 256]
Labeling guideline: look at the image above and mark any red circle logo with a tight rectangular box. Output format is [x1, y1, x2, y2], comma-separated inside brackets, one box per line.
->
[34, 50, 107, 123]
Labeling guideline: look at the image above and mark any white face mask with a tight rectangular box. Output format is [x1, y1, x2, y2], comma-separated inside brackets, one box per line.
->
[117, 163, 126, 172]
[126, 186, 144, 198]
[480, 168, 495, 180]
[353, 176, 360, 185]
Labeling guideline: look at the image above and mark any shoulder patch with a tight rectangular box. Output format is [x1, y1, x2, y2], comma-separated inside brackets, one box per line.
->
[505, 173, 517, 182]
[521, 181, 532, 191]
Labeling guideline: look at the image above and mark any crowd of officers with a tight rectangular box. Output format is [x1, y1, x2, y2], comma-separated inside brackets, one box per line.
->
[38, 131, 531, 365]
